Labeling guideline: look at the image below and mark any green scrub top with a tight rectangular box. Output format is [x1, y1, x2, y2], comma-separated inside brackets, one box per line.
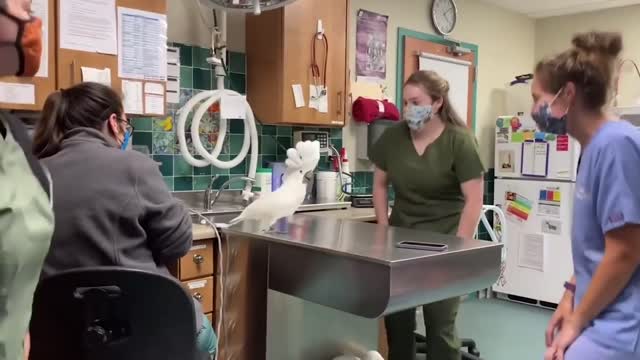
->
[0, 116, 54, 360]
[369, 123, 484, 234]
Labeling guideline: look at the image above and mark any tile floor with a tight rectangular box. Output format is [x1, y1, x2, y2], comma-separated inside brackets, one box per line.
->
[415, 298, 552, 360]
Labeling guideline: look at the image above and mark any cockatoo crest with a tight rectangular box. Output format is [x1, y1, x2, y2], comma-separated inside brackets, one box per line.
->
[285, 140, 320, 171]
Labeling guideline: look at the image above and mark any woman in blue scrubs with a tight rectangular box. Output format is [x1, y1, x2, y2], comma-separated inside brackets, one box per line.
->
[532, 32, 640, 360]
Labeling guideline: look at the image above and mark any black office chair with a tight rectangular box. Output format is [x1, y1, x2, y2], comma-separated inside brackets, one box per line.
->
[29, 267, 201, 360]
[415, 333, 482, 360]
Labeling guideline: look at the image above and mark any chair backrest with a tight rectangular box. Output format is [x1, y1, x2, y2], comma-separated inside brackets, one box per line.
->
[29, 267, 196, 360]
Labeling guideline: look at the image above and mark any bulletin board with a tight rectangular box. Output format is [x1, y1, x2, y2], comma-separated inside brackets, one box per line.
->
[56, 0, 167, 116]
[395, 27, 479, 130]
[0, 0, 56, 111]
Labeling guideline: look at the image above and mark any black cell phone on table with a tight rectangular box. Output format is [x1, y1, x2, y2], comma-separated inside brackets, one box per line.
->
[396, 241, 448, 251]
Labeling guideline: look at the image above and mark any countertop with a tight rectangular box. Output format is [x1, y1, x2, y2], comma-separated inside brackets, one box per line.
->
[225, 213, 502, 317]
[191, 206, 380, 241]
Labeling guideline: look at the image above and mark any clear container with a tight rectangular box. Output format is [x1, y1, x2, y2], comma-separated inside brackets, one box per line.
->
[255, 168, 272, 194]
[316, 171, 338, 203]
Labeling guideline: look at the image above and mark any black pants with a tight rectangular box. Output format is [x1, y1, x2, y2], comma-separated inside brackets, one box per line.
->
[385, 297, 461, 360]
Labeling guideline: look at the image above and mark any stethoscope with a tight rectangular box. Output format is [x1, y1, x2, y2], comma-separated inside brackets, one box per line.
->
[311, 31, 328, 100]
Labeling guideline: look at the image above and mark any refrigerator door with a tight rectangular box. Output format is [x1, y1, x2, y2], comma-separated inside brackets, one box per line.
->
[493, 179, 574, 304]
[495, 115, 580, 181]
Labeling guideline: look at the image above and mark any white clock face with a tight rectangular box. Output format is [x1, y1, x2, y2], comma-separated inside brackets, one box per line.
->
[432, 0, 457, 35]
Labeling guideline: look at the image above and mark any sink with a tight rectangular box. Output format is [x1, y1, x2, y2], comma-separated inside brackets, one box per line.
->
[190, 211, 240, 227]
[172, 190, 245, 210]
[174, 190, 352, 228]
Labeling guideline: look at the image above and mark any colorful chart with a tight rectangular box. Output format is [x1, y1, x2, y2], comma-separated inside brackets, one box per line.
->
[539, 189, 561, 202]
[506, 191, 533, 222]
[538, 189, 562, 217]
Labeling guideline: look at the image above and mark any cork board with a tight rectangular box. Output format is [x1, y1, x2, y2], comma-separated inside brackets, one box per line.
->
[56, 0, 167, 116]
[0, 0, 56, 111]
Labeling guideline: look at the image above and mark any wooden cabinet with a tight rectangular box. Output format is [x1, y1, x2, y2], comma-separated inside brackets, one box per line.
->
[246, 0, 350, 127]
[171, 239, 218, 323]
[178, 239, 216, 280]
[183, 276, 215, 314]
[0, 0, 56, 111]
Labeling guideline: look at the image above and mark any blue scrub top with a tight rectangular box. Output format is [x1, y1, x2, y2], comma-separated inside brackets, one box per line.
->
[573, 120, 640, 353]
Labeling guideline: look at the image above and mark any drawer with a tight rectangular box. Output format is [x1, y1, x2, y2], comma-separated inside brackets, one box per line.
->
[184, 276, 214, 314]
[206, 313, 213, 325]
[179, 240, 215, 280]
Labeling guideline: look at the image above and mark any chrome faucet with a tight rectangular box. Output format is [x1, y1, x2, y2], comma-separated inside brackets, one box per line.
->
[203, 175, 220, 211]
[203, 175, 256, 211]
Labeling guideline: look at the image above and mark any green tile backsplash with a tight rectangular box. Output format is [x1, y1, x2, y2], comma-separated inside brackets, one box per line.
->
[135, 43, 492, 238]
[133, 43, 343, 192]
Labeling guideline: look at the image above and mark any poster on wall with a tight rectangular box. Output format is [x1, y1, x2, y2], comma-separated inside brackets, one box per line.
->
[356, 9, 388, 83]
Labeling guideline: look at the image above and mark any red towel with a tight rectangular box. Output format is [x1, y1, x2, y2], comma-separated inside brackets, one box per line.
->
[352, 97, 400, 124]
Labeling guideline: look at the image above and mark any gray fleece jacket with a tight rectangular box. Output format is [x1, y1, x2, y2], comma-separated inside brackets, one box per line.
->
[41, 128, 192, 278]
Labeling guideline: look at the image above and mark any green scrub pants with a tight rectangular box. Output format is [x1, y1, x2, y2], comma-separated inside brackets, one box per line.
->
[384, 297, 461, 360]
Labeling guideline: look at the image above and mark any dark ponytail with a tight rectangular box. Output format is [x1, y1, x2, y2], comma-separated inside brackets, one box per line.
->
[33, 82, 123, 158]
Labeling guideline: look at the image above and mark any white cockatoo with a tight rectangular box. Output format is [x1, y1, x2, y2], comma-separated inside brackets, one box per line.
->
[228, 140, 321, 231]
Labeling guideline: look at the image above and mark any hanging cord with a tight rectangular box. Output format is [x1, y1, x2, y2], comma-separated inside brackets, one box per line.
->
[311, 32, 328, 100]
[614, 59, 640, 107]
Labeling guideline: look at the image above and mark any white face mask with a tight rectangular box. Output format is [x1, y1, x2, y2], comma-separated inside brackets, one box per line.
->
[404, 104, 433, 131]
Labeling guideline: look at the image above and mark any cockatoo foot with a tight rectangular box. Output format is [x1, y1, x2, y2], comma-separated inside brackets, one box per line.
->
[264, 226, 288, 234]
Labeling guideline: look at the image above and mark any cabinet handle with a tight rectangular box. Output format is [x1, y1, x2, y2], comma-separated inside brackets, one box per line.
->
[193, 292, 203, 301]
[70, 60, 77, 85]
[193, 254, 205, 264]
[337, 91, 343, 115]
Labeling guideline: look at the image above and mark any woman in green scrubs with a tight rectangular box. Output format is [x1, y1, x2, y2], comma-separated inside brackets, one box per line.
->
[370, 70, 485, 360]
[0, 1, 54, 359]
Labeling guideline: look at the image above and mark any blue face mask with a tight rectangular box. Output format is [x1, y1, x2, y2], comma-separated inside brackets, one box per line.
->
[404, 104, 433, 131]
[531, 89, 568, 135]
[120, 130, 131, 151]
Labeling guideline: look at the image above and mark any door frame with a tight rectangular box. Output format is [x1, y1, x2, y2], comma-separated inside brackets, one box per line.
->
[396, 27, 479, 131]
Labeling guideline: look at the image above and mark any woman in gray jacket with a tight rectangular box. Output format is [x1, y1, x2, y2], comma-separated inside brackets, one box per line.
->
[32, 82, 216, 356]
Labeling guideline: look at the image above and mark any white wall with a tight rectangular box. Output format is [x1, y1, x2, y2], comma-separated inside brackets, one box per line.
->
[345, 0, 536, 170]
[167, 0, 245, 52]
[166, 0, 537, 169]
[535, 5, 640, 107]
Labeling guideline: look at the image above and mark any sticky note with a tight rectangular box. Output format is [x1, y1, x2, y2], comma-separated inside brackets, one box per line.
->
[524, 131, 534, 141]
[511, 133, 524, 143]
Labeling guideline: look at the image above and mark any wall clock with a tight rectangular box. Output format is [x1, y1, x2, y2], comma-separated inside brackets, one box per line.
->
[432, 0, 458, 36]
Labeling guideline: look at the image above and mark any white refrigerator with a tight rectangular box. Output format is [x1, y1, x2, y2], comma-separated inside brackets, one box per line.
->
[493, 114, 580, 305]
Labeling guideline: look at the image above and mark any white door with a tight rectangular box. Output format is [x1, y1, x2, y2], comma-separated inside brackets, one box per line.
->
[493, 179, 574, 304]
[495, 115, 580, 181]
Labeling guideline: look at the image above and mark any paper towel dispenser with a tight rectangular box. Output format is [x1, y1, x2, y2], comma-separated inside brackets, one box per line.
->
[355, 120, 397, 161]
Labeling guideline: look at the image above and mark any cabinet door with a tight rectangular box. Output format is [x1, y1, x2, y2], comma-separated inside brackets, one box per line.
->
[282, 0, 347, 126]
[0, 0, 56, 111]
